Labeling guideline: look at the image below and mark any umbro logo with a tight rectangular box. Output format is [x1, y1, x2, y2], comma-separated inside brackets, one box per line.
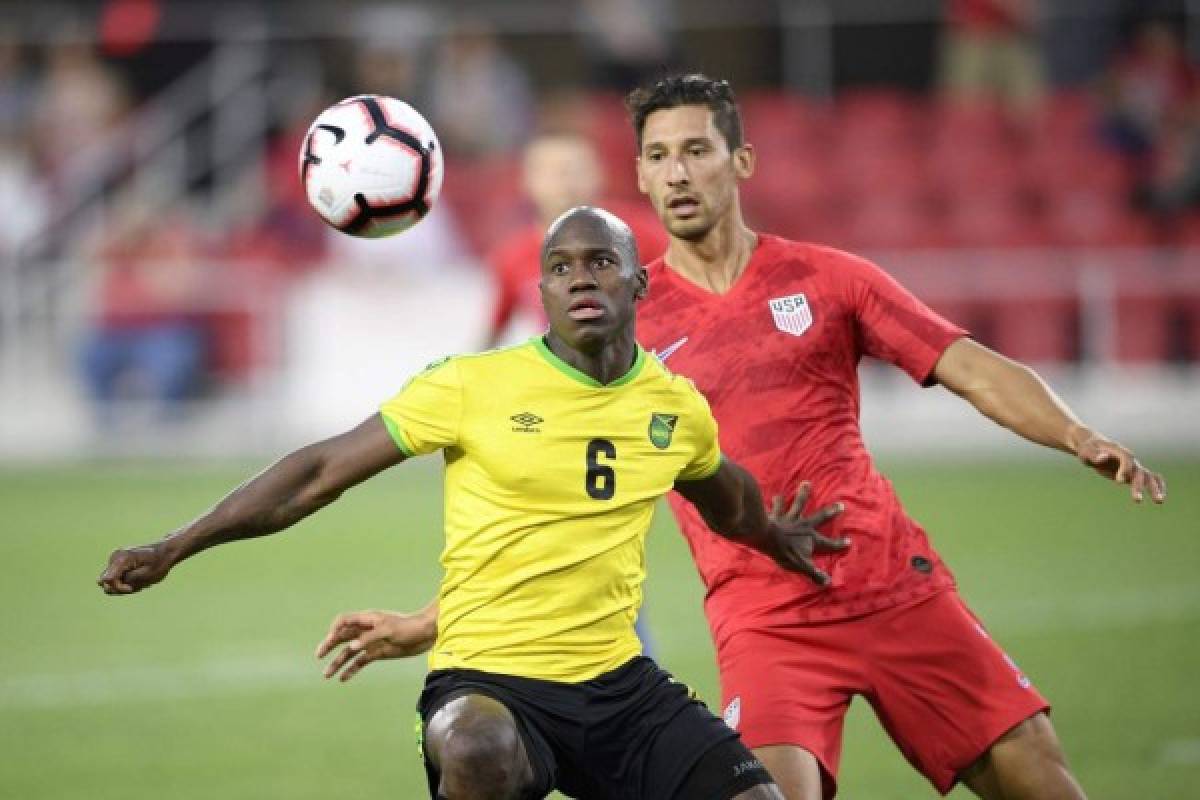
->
[510, 412, 543, 433]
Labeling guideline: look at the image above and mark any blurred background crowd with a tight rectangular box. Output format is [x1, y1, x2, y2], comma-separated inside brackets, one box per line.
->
[0, 0, 1197, 458]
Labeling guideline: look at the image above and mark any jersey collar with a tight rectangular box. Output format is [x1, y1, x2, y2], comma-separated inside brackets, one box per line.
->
[531, 335, 647, 388]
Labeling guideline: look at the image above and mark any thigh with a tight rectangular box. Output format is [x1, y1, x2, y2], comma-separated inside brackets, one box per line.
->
[418, 672, 558, 800]
[716, 626, 861, 790]
[864, 591, 1050, 794]
[960, 711, 1085, 800]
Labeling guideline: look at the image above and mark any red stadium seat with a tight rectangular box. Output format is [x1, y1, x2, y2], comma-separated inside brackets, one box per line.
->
[1044, 189, 1152, 247]
[740, 91, 831, 154]
[1033, 89, 1098, 145]
[836, 90, 924, 146]
[830, 137, 925, 197]
[931, 99, 1012, 151]
[841, 191, 950, 250]
[1116, 290, 1173, 362]
[945, 190, 1049, 248]
[989, 294, 1080, 363]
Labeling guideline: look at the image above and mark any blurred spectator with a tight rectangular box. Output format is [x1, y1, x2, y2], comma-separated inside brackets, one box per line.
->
[223, 102, 331, 274]
[30, 20, 130, 188]
[1097, 19, 1200, 223]
[350, 5, 433, 105]
[429, 19, 532, 157]
[79, 203, 210, 425]
[0, 141, 49, 261]
[1099, 20, 1198, 162]
[578, 0, 676, 89]
[486, 129, 667, 347]
[0, 26, 48, 260]
[940, 0, 1045, 119]
[0, 26, 35, 139]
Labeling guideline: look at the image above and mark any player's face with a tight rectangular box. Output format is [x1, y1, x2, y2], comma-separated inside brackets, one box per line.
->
[636, 105, 754, 241]
[539, 217, 646, 353]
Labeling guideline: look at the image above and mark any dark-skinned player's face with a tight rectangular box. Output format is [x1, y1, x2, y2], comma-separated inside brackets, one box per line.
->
[539, 215, 646, 353]
[636, 105, 755, 241]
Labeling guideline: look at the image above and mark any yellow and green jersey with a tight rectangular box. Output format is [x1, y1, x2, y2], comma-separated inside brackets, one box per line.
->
[379, 336, 722, 683]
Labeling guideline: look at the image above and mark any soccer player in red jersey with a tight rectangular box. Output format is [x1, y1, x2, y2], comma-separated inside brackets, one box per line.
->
[486, 130, 667, 347]
[623, 75, 1166, 799]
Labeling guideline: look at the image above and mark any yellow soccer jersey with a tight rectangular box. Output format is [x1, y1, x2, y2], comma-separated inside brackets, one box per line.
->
[379, 336, 722, 683]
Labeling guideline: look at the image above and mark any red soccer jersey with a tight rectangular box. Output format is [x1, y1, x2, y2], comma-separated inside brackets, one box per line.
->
[638, 235, 967, 642]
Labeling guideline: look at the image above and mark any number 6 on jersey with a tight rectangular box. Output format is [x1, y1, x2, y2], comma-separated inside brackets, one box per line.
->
[586, 439, 616, 500]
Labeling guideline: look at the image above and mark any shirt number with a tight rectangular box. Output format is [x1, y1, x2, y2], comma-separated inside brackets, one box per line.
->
[585, 439, 616, 500]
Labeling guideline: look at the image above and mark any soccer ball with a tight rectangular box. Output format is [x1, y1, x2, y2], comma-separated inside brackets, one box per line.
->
[299, 95, 443, 238]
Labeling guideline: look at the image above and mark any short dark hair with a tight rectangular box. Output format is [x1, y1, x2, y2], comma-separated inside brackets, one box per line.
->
[625, 74, 744, 152]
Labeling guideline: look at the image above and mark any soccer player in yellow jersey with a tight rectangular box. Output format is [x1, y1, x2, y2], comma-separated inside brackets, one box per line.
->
[98, 207, 848, 800]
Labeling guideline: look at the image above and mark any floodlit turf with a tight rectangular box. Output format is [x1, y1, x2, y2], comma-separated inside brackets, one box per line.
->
[1, 457, 1196, 799]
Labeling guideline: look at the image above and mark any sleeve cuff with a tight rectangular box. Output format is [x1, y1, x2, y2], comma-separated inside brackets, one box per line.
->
[380, 413, 417, 457]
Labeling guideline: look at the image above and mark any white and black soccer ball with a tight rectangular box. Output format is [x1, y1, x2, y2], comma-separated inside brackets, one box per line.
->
[299, 95, 443, 238]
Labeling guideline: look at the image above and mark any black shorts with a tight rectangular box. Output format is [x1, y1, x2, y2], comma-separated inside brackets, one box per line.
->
[416, 656, 762, 799]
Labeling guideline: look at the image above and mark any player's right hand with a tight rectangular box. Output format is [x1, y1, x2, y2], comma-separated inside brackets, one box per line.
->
[1075, 433, 1167, 504]
[765, 482, 849, 586]
[316, 609, 437, 682]
[97, 544, 174, 595]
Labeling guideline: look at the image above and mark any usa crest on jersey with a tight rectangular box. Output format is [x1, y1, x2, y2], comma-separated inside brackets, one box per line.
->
[768, 293, 813, 336]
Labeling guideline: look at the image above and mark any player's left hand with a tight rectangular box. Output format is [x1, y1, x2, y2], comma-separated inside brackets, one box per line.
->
[316, 609, 436, 682]
[764, 482, 849, 586]
[1076, 434, 1167, 504]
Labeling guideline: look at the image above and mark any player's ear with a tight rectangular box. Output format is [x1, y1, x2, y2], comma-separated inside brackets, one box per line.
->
[633, 267, 649, 300]
[635, 157, 649, 195]
[733, 144, 755, 180]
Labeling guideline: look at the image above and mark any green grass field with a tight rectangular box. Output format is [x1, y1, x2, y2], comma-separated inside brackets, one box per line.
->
[1, 457, 1197, 799]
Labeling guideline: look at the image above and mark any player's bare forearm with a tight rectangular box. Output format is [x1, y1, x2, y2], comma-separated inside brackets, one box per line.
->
[98, 414, 406, 594]
[675, 458, 759, 540]
[934, 338, 1166, 502]
[163, 445, 349, 562]
[933, 338, 1085, 453]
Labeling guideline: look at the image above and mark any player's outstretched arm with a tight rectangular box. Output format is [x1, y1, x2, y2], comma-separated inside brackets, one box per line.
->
[316, 601, 439, 682]
[675, 461, 848, 585]
[933, 338, 1167, 503]
[97, 414, 407, 595]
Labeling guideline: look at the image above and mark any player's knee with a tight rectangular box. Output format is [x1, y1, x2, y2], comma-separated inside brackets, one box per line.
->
[427, 694, 531, 800]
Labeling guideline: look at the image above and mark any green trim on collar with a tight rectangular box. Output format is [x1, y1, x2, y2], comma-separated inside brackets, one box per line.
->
[531, 336, 646, 388]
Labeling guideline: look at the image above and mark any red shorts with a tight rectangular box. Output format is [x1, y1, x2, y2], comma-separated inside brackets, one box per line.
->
[716, 589, 1049, 796]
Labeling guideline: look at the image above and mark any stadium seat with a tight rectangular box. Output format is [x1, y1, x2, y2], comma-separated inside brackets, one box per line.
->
[1044, 189, 1152, 247]
[931, 99, 1013, 151]
[836, 89, 924, 147]
[841, 191, 949, 251]
[1032, 89, 1098, 145]
[1116, 289, 1173, 362]
[740, 90, 831, 154]
[944, 190, 1049, 248]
